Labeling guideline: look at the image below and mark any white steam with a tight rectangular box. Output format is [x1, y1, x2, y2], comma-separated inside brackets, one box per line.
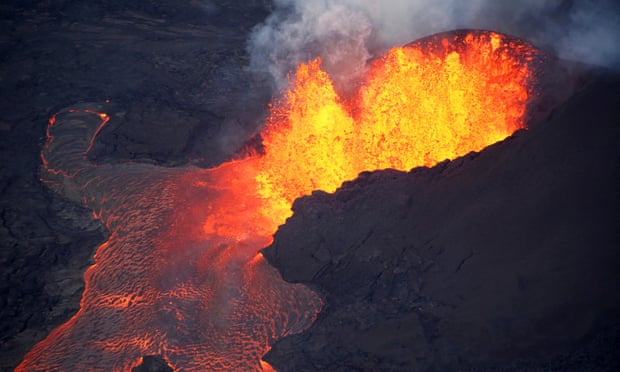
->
[248, 0, 620, 90]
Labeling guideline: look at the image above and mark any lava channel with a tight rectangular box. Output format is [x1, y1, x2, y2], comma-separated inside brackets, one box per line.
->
[18, 30, 539, 371]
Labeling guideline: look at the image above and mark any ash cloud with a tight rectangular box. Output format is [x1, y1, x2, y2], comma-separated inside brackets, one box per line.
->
[248, 0, 620, 91]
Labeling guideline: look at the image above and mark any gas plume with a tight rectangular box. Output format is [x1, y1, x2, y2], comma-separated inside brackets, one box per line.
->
[249, 0, 620, 91]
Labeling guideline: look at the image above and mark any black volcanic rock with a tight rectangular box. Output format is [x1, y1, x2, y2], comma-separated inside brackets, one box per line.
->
[262, 72, 620, 370]
[132, 355, 173, 372]
[0, 1, 271, 369]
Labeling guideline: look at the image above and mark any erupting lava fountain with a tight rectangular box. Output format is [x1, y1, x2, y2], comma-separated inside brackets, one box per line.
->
[18, 30, 540, 371]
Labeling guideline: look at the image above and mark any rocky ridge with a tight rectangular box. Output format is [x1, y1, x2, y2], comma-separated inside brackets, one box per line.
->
[263, 71, 620, 370]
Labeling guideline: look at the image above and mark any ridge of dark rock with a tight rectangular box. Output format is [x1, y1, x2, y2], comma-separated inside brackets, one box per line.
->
[262, 70, 620, 370]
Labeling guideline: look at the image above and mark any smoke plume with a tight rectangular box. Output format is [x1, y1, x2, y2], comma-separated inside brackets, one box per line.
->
[248, 0, 620, 91]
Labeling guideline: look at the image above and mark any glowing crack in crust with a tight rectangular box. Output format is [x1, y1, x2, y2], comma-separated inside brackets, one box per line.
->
[18, 31, 537, 371]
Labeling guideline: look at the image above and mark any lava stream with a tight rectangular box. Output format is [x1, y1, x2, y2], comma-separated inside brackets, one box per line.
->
[18, 30, 537, 371]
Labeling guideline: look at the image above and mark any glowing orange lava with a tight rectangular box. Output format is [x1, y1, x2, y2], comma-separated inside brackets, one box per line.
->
[19, 31, 536, 371]
[256, 31, 535, 223]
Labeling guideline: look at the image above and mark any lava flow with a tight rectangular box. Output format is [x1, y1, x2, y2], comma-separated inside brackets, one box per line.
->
[19, 30, 537, 371]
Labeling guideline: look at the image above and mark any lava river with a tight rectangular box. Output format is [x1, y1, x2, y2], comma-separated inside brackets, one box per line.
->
[18, 31, 538, 371]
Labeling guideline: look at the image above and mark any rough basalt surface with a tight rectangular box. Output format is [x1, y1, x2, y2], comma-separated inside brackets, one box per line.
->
[263, 73, 620, 370]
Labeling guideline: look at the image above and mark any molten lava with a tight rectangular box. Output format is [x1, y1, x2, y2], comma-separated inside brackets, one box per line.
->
[257, 30, 535, 222]
[19, 31, 537, 371]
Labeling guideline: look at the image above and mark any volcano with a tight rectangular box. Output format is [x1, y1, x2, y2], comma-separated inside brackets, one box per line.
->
[263, 69, 620, 371]
[18, 29, 544, 371]
[2, 2, 619, 371]
[260, 35, 620, 372]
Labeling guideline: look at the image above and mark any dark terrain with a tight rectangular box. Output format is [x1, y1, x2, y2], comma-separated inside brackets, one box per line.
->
[1, 1, 619, 371]
[263, 73, 620, 370]
[0, 1, 271, 369]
